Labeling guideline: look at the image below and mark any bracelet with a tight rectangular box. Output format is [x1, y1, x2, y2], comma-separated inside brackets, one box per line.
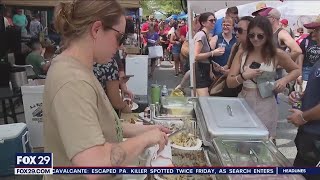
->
[235, 75, 241, 84]
[211, 51, 214, 57]
[240, 73, 246, 81]
[299, 114, 308, 123]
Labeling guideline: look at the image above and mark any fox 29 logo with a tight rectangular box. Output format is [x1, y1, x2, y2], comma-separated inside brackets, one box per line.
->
[16, 153, 52, 168]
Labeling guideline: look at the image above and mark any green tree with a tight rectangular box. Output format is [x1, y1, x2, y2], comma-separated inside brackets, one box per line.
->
[141, 0, 183, 18]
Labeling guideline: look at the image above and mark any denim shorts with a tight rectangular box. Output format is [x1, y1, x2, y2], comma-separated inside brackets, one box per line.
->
[302, 67, 312, 81]
[172, 44, 181, 55]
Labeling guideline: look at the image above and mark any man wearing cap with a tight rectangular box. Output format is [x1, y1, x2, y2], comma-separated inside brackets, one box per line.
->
[259, 7, 302, 60]
[296, 16, 320, 92]
[287, 17, 320, 179]
[259, 7, 302, 85]
[210, 6, 239, 37]
[280, 19, 295, 39]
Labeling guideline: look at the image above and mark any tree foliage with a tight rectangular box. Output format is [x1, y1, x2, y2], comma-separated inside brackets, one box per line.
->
[140, 0, 183, 18]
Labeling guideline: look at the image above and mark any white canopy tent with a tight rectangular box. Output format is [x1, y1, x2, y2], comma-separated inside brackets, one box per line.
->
[215, 1, 320, 29]
[187, 0, 320, 95]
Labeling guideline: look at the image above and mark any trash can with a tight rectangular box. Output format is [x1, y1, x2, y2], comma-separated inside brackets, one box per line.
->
[21, 79, 45, 149]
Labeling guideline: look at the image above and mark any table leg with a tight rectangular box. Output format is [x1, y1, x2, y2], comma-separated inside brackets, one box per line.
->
[9, 98, 18, 123]
[2, 100, 8, 124]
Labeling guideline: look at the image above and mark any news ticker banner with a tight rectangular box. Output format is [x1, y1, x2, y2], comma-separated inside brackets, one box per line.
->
[15, 153, 320, 175]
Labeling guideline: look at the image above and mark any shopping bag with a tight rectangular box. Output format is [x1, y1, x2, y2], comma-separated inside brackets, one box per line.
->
[148, 46, 163, 58]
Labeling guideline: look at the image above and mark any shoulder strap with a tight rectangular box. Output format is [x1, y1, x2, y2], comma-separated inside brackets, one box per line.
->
[227, 43, 240, 67]
[201, 30, 212, 51]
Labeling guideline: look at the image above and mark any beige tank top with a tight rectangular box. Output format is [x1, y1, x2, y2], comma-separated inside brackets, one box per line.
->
[240, 52, 275, 88]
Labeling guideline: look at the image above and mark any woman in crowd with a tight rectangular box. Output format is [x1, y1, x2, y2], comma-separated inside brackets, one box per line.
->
[194, 12, 224, 96]
[43, 1, 169, 180]
[170, 22, 183, 76]
[159, 22, 170, 62]
[146, 22, 160, 78]
[216, 16, 253, 97]
[210, 16, 237, 75]
[227, 16, 300, 143]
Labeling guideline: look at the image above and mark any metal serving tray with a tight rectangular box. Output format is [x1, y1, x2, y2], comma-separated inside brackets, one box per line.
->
[196, 97, 269, 141]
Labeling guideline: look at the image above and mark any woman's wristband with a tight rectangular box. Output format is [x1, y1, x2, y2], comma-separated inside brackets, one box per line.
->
[235, 75, 241, 84]
[211, 51, 214, 57]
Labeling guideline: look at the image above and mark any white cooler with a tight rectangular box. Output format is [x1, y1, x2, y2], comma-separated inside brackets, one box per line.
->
[21, 79, 45, 148]
[0, 123, 32, 176]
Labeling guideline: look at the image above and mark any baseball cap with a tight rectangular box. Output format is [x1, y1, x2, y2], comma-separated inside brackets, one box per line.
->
[252, 2, 268, 16]
[259, 7, 281, 20]
[303, 15, 320, 29]
[280, 19, 288, 26]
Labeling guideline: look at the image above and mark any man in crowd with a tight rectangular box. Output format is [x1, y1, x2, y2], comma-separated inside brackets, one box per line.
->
[296, 17, 320, 92]
[26, 41, 50, 77]
[29, 13, 43, 39]
[259, 7, 302, 61]
[287, 22, 320, 180]
[210, 6, 239, 36]
[251, 2, 268, 16]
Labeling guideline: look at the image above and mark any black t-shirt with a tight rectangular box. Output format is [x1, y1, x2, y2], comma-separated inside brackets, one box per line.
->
[300, 60, 320, 135]
[300, 36, 320, 67]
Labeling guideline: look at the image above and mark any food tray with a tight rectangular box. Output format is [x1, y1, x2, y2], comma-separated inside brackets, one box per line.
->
[154, 149, 215, 180]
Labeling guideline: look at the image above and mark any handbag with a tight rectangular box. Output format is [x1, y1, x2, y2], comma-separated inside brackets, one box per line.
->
[209, 43, 242, 97]
[209, 75, 226, 96]
[148, 46, 163, 58]
[180, 41, 189, 59]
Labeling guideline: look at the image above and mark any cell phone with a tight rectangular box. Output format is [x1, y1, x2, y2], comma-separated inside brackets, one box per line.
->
[249, 62, 261, 69]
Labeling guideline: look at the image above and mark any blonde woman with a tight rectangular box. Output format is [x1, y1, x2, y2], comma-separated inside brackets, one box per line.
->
[43, 1, 169, 179]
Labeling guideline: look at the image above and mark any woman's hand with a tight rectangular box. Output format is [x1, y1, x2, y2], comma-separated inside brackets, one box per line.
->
[274, 79, 287, 93]
[242, 66, 262, 80]
[212, 48, 225, 56]
[144, 128, 168, 152]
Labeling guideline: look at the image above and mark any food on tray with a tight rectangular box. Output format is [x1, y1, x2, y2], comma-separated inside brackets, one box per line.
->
[157, 150, 212, 180]
[169, 132, 197, 147]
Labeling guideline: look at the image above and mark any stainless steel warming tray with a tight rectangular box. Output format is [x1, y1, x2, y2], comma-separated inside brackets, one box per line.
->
[195, 97, 269, 145]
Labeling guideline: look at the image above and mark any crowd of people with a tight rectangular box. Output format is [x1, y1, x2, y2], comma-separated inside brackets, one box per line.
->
[185, 4, 319, 180]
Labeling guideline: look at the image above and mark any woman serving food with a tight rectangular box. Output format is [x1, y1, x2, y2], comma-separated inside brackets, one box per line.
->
[43, 1, 170, 180]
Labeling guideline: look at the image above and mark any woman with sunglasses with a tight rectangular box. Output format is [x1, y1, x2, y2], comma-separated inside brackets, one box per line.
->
[216, 16, 253, 97]
[43, 1, 170, 179]
[210, 16, 237, 75]
[227, 16, 300, 143]
[194, 12, 224, 96]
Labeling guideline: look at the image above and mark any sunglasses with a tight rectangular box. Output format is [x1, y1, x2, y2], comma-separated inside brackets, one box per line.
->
[107, 27, 126, 46]
[208, 19, 216, 23]
[248, 33, 265, 40]
[234, 27, 247, 34]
